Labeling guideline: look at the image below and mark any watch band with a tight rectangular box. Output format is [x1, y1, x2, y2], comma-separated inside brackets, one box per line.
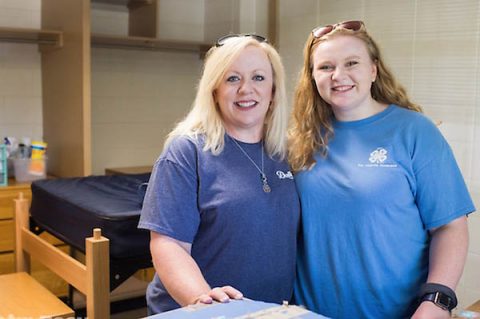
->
[418, 283, 457, 312]
[421, 292, 455, 311]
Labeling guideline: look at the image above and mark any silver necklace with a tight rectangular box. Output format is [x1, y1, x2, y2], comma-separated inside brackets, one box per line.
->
[231, 137, 271, 193]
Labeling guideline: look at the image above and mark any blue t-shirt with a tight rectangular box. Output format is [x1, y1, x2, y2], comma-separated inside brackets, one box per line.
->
[294, 105, 475, 318]
[139, 135, 300, 314]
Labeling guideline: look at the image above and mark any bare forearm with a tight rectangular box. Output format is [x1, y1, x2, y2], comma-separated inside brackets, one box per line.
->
[412, 216, 469, 318]
[150, 234, 210, 306]
[426, 216, 469, 289]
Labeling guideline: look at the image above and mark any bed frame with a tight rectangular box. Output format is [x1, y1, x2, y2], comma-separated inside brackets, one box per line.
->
[10, 193, 110, 318]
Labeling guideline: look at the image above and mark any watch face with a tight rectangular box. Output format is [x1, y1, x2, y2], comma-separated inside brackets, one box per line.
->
[435, 292, 452, 310]
[419, 283, 457, 312]
[422, 292, 454, 311]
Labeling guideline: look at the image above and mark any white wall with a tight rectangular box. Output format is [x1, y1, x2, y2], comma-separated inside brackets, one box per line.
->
[0, 0, 43, 141]
[278, 0, 480, 310]
[204, 0, 269, 43]
[156, 0, 205, 41]
[90, 48, 202, 174]
[90, 2, 203, 174]
[238, 0, 269, 36]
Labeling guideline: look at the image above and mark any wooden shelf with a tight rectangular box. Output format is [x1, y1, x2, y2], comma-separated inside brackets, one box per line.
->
[91, 33, 211, 55]
[0, 27, 62, 47]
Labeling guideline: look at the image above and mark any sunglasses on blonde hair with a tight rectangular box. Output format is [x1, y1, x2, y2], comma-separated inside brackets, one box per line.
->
[215, 34, 268, 47]
[312, 20, 365, 38]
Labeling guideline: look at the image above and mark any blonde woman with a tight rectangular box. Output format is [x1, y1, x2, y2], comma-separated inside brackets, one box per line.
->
[139, 34, 299, 314]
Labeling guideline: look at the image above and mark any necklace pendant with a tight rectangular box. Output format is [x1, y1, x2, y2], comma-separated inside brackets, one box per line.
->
[263, 183, 271, 193]
[261, 174, 271, 193]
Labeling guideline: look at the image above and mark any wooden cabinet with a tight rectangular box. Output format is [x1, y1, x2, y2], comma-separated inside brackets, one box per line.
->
[0, 181, 31, 220]
[0, 180, 69, 297]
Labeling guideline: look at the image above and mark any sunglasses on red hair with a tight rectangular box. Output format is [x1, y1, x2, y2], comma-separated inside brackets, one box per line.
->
[312, 20, 365, 38]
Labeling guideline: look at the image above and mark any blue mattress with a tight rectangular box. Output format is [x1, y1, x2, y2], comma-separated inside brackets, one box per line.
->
[29, 173, 151, 260]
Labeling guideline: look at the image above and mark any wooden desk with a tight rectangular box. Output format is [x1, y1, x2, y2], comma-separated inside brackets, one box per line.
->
[105, 165, 152, 175]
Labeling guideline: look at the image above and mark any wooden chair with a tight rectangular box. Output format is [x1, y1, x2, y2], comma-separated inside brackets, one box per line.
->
[0, 193, 110, 318]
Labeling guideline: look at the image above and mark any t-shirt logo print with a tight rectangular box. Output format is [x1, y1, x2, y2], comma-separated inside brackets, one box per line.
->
[369, 148, 387, 164]
[276, 170, 294, 179]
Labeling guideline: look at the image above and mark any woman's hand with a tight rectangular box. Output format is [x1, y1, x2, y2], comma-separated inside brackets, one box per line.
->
[192, 285, 244, 305]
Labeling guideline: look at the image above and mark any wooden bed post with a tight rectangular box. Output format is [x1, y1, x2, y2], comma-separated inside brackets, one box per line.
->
[11, 194, 111, 317]
[86, 228, 110, 319]
[14, 192, 30, 273]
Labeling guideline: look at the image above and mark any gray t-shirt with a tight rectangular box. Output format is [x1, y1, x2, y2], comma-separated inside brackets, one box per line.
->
[138, 135, 300, 314]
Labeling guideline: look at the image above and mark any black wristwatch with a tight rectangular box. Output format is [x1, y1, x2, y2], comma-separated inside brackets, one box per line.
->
[421, 291, 455, 311]
[418, 283, 457, 312]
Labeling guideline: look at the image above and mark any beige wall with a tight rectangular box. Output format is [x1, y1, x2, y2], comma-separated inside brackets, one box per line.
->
[278, 0, 480, 310]
[0, 0, 42, 141]
[1, 0, 478, 310]
[90, 48, 201, 174]
[90, 2, 203, 174]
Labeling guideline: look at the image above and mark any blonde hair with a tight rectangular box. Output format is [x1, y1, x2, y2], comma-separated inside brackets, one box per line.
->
[165, 36, 288, 159]
[288, 26, 422, 172]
